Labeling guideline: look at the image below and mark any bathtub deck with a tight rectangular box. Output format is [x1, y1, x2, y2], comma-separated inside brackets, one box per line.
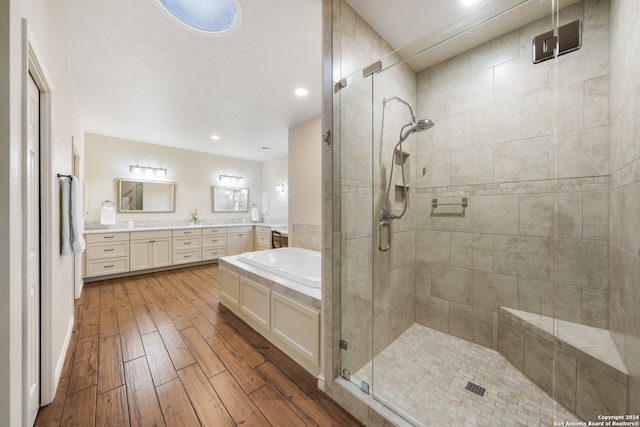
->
[353, 323, 580, 426]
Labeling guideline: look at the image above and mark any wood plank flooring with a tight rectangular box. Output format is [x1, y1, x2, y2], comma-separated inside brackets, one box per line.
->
[35, 264, 362, 427]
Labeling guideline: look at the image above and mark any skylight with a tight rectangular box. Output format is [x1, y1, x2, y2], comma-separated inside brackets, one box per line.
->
[158, 0, 239, 34]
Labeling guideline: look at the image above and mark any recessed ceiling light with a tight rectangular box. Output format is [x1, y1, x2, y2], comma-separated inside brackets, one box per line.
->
[294, 88, 309, 97]
[210, 135, 220, 140]
[461, 0, 481, 6]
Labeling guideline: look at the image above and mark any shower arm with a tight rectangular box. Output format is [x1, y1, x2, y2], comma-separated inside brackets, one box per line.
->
[383, 97, 417, 125]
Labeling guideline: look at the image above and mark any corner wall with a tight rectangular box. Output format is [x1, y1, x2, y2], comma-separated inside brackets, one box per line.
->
[288, 116, 322, 250]
[609, 0, 640, 415]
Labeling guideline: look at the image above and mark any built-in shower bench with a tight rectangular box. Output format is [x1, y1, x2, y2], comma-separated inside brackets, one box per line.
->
[498, 307, 628, 422]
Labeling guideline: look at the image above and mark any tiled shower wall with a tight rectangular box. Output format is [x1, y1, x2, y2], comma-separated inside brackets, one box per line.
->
[413, 0, 611, 349]
[609, 0, 640, 415]
[336, 0, 418, 376]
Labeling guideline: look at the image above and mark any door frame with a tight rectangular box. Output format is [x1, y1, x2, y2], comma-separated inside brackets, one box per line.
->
[22, 19, 56, 408]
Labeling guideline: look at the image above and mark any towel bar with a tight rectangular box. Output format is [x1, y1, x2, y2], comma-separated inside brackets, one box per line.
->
[57, 173, 72, 178]
[432, 198, 468, 208]
[102, 200, 115, 207]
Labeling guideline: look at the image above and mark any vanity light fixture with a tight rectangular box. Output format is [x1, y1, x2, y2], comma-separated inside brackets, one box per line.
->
[130, 164, 167, 176]
[219, 174, 244, 184]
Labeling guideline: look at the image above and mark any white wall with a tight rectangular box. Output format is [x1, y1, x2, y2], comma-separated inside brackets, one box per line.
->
[85, 133, 263, 224]
[288, 116, 322, 249]
[1, 1, 83, 425]
[260, 155, 289, 221]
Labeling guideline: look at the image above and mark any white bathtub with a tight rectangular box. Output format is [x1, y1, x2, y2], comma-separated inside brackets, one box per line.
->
[238, 247, 321, 288]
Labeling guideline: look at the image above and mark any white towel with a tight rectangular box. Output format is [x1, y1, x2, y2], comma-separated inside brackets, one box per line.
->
[251, 205, 259, 222]
[61, 178, 72, 255]
[71, 177, 86, 253]
[61, 176, 86, 255]
[100, 205, 116, 225]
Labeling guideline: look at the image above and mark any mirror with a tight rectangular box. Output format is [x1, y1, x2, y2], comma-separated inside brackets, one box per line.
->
[211, 186, 249, 212]
[118, 179, 175, 212]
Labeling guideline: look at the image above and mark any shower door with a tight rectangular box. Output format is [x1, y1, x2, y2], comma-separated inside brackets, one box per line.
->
[337, 61, 376, 393]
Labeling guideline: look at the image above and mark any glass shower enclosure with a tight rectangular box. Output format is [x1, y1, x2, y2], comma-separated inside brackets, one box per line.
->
[334, 0, 618, 424]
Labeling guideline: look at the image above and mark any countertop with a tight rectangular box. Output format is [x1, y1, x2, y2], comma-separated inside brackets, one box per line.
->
[84, 223, 288, 235]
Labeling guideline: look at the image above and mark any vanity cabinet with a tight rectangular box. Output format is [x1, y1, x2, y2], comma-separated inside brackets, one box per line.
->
[85, 232, 130, 277]
[172, 228, 202, 264]
[202, 227, 227, 260]
[226, 226, 254, 255]
[130, 230, 172, 271]
[255, 226, 271, 250]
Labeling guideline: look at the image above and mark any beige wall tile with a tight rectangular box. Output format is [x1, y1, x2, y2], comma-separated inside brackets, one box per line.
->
[583, 191, 609, 240]
[558, 126, 610, 178]
[494, 137, 551, 182]
[557, 192, 584, 239]
[576, 360, 627, 420]
[554, 238, 608, 290]
[519, 193, 553, 237]
[451, 146, 494, 185]
[472, 271, 518, 312]
[431, 264, 472, 305]
[581, 288, 608, 328]
[415, 294, 450, 334]
[498, 314, 524, 371]
[584, 75, 610, 128]
[471, 195, 519, 235]
[416, 230, 450, 264]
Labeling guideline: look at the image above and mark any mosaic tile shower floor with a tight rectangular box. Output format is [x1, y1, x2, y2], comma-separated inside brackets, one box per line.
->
[354, 324, 581, 426]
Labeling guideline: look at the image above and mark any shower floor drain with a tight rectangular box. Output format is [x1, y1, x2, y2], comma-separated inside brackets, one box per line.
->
[465, 381, 486, 397]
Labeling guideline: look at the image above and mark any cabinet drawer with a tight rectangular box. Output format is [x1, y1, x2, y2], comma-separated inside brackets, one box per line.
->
[86, 257, 129, 277]
[172, 228, 202, 237]
[172, 249, 201, 264]
[130, 230, 172, 240]
[173, 237, 201, 250]
[203, 227, 226, 236]
[202, 235, 227, 247]
[255, 233, 270, 245]
[255, 226, 271, 234]
[202, 247, 227, 260]
[256, 242, 271, 251]
[227, 226, 253, 234]
[86, 232, 129, 243]
[86, 241, 129, 260]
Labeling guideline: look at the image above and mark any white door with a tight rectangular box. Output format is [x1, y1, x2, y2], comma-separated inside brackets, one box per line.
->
[26, 73, 41, 426]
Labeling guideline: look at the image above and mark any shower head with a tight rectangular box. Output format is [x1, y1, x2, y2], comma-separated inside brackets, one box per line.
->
[411, 118, 435, 133]
[399, 118, 435, 142]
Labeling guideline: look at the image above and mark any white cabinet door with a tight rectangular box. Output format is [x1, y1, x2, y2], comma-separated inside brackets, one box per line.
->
[130, 239, 152, 271]
[271, 292, 320, 367]
[152, 238, 172, 268]
[240, 277, 270, 333]
[219, 267, 240, 311]
[240, 233, 254, 253]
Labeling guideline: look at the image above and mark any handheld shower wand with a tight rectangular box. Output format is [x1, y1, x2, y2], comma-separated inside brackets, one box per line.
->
[379, 97, 434, 222]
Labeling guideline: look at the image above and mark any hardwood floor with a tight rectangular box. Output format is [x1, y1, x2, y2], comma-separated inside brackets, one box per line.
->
[35, 264, 362, 427]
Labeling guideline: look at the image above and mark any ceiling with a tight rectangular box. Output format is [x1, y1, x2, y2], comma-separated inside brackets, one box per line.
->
[55, 0, 323, 162]
[55, 0, 574, 162]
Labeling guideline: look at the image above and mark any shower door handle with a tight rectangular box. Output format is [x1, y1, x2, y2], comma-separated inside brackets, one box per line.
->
[378, 220, 390, 252]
